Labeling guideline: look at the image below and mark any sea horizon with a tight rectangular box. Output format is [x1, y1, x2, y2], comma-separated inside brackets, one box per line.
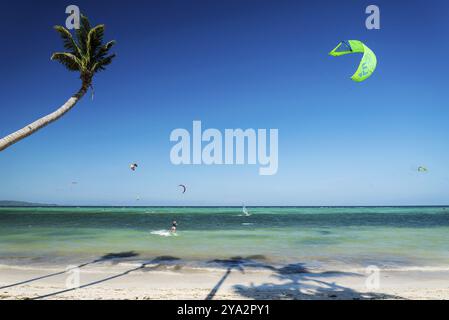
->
[2, 204, 449, 208]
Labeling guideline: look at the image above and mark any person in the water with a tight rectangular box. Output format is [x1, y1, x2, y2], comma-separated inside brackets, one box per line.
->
[171, 220, 177, 233]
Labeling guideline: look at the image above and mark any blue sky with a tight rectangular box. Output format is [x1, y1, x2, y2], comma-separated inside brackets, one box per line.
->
[1, 0, 448, 205]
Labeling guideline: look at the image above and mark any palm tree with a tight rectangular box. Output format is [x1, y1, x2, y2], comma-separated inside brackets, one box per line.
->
[0, 15, 116, 152]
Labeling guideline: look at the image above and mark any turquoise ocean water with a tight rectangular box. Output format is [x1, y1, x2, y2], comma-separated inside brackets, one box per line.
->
[0, 206, 448, 270]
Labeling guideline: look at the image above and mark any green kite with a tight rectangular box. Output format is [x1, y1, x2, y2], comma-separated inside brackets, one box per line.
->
[418, 166, 428, 173]
[329, 40, 377, 82]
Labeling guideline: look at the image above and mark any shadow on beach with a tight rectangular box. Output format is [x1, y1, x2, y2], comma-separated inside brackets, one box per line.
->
[2, 252, 405, 300]
[206, 255, 404, 300]
[0, 251, 139, 290]
[31, 255, 180, 300]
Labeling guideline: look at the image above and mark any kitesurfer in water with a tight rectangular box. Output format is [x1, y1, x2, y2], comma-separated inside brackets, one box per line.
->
[171, 220, 177, 233]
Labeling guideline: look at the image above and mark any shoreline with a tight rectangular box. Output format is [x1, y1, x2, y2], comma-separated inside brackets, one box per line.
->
[1, 260, 449, 300]
[3, 259, 449, 274]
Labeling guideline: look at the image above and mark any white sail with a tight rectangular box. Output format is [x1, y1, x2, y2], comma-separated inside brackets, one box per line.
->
[242, 204, 250, 216]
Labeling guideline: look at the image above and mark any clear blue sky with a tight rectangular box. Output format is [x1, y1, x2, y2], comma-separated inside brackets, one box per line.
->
[1, 0, 448, 206]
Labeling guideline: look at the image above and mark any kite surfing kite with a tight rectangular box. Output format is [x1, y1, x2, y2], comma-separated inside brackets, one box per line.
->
[329, 40, 377, 82]
[417, 166, 428, 173]
[130, 163, 138, 171]
[178, 184, 187, 194]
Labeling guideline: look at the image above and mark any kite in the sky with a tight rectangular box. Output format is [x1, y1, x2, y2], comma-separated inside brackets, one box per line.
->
[130, 163, 138, 171]
[179, 184, 187, 194]
[417, 166, 428, 173]
[329, 40, 377, 82]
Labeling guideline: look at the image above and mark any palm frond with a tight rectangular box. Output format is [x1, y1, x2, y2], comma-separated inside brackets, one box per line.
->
[94, 40, 116, 61]
[92, 54, 116, 73]
[52, 14, 116, 82]
[75, 15, 91, 54]
[86, 24, 105, 59]
[53, 26, 82, 57]
[51, 52, 82, 72]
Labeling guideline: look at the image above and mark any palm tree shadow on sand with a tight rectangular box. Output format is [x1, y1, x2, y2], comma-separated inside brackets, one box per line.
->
[205, 257, 247, 300]
[3, 253, 406, 300]
[0, 251, 139, 290]
[206, 256, 404, 300]
[205, 255, 280, 300]
[32, 255, 180, 300]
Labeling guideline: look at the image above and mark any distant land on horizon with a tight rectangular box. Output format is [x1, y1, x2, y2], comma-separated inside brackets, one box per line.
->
[0, 201, 58, 207]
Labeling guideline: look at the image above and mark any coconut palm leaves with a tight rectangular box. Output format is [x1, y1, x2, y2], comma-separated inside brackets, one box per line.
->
[51, 14, 116, 84]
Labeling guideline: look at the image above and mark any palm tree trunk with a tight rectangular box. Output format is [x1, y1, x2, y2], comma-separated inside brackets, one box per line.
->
[0, 83, 89, 152]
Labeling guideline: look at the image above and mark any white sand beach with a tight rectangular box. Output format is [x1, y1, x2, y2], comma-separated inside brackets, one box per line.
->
[1, 261, 449, 300]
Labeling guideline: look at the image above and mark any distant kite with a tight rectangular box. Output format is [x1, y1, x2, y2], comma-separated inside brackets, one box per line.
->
[417, 166, 428, 173]
[130, 163, 138, 171]
[179, 184, 187, 194]
[329, 40, 377, 82]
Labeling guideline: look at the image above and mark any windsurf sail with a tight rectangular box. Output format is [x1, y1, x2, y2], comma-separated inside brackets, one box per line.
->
[242, 204, 250, 216]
